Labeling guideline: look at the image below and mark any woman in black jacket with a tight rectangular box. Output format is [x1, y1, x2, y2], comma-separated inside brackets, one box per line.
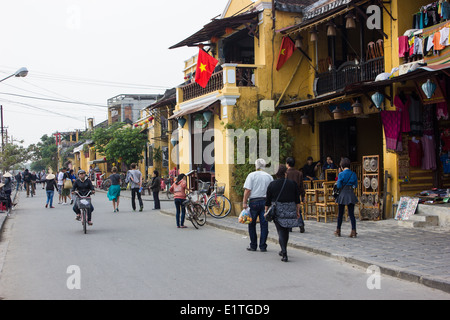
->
[45, 173, 58, 208]
[150, 170, 161, 210]
[265, 165, 301, 262]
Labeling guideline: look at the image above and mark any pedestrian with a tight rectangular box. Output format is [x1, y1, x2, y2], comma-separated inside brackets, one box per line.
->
[61, 168, 71, 205]
[44, 173, 58, 208]
[242, 159, 274, 252]
[57, 168, 64, 204]
[15, 172, 22, 191]
[285, 157, 306, 233]
[2, 172, 13, 210]
[265, 165, 301, 262]
[23, 169, 32, 197]
[150, 170, 161, 210]
[170, 173, 188, 228]
[334, 157, 359, 238]
[107, 166, 121, 212]
[126, 163, 143, 212]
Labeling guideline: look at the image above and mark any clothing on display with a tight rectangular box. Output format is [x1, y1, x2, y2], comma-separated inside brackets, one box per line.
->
[381, 110, 402, 151]
[394, 94, 411, 133]
[409, 137, 423, 167]
[422, 134, 437, 170]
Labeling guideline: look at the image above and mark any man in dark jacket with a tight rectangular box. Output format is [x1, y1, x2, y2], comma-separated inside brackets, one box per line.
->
[286, 157, 305, 233]
[150, 170, 161, 210]
[23, 169, 32, 197]
[71, 170, 95, 225]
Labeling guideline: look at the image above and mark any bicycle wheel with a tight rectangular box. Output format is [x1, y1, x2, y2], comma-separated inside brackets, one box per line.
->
[166, 188, 174, 200]
[192, 203, 206, 226]
[186, 205, 199, 229]
[82, 209, 87, 234]
[206, 194, 232, 219]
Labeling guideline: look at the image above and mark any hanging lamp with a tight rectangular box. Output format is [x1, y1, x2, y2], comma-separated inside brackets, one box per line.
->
[371, 92, 385, 110]
[327, 22, 337, 37]
[345, 12, 356, 29]
[422, 79, 437, 99]
[178, 117, 187, 128]
[309, 28, 318, 42]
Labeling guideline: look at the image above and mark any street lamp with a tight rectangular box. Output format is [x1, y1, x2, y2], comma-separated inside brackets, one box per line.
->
[0, 67, 29, 82]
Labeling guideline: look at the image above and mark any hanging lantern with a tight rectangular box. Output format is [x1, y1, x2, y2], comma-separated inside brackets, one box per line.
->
[295, 35, 303, 50]
[422, 79, 437, 99]
[225, 27, 233, 35]
[287, 116, 295, 127]
[371, 92, 385, 110]
[309, 28, 318, 42]
[332, 106, 344, 120]
[345, 12, 356, 29]
[327, 22, 337, 37]
[149, 116, 154, 122]
[301, 114, 310, 125]
[203, 110, 213, 123]
[211, 36, 219, 43]
[178, 117, 186, 128]
[170, 137, 178, 147]
[352, 100, 363, 115]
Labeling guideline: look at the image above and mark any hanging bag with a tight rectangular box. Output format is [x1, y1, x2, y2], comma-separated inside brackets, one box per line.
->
[264, 179, 287, 222]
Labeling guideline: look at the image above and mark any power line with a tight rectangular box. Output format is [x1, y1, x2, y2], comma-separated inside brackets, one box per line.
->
[0, 92, 108, 108]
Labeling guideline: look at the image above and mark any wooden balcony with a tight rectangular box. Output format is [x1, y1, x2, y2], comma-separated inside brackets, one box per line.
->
[315, 57, 385, 97]
[179, 65, 257, 103]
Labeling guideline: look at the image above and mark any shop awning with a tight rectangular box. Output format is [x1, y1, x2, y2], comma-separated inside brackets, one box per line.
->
[168, 100, 220, 120]
[169, 11, 260, 49]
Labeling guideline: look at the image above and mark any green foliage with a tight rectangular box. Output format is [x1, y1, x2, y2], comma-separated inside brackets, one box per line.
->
[224, 112, 293, 198]
[103, 126, 148, 168]
[29, 135, 58, 172]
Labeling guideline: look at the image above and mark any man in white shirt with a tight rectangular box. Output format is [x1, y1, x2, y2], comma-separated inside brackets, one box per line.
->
[126, 163, 143, 212]
[243, 159, 274, 252]
[57, 168, 65, 204]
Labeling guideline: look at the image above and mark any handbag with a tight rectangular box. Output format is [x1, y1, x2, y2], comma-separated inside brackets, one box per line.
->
[64, 179, 73, 189]
[264, 179, 287, 222]
[332, 172, 354, 200]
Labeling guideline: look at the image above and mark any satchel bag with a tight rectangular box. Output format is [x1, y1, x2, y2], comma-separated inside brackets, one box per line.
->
[64, 179, 73, 189]
[264, 179, 287, 222]
[332, 172, 354, 200]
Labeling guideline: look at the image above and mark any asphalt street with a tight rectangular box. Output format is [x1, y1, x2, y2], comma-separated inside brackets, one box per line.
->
[0, 189, 449, 300]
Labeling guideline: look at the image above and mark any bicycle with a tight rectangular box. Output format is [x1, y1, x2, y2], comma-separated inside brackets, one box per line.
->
[205, 180, 232, 219]
[161, 176, 174, 200]
[74, 191, 93, 234]
[182, 192, 206, 229]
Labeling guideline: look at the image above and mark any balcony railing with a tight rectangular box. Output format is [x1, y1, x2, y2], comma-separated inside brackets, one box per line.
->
[179, 65, 257, 103]
[315, 57, 385, 97]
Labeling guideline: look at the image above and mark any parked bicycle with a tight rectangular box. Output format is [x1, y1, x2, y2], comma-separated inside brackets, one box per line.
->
[183, 191, 206, 229]
[197, 179, 232, 219]
[161, 176, 174, 200]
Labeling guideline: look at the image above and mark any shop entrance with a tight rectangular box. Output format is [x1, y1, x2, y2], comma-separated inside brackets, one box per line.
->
[319, 114, 384, 171]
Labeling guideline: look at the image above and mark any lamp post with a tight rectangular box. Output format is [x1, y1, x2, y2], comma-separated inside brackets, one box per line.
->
[0, 67, 29, 151]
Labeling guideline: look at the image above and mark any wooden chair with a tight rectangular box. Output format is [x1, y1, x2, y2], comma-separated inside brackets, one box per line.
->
[325, 169, 338, 181]
[315, 181, 338, 223]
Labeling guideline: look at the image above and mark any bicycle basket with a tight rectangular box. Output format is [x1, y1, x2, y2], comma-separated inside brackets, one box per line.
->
[198, 181, 210, 193]
[214, 183, 226, 195]
[76, 197, 91, 210]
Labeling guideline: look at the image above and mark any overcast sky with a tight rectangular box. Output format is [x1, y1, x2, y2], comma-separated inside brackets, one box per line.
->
[0, 0, 225, 147]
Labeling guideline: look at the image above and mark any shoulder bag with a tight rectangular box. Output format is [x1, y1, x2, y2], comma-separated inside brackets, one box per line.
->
[264, 179, 287, 222]
[333, 172, 354, 200]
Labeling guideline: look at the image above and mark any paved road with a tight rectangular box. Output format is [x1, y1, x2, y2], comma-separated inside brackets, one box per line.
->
[0, 190, 449, 300]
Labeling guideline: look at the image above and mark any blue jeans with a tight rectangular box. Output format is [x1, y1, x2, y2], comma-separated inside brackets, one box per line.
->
[174, 198, 186, 227]
[248, 199, 268, 250]
[46, 190, 54, 207]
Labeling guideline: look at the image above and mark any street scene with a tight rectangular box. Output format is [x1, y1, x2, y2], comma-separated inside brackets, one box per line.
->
[1, 0, 450, 304]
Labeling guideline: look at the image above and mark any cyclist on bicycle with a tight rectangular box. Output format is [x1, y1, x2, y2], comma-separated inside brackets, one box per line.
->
[71, 169, 95, 225]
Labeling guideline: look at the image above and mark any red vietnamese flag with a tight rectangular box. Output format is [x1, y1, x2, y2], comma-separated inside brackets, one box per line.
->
[276, 36, 296, 71]
[195, 49, 219, 88]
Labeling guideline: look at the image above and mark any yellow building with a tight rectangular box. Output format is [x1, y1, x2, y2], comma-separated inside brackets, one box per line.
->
[169, 0, 450, 218]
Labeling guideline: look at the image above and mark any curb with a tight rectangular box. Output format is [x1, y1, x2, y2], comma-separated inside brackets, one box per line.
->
[160, 209, 450, 294]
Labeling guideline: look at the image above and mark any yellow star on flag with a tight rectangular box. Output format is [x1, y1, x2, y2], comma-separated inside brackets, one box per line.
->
[281, 49, 286, 55]
[199, 63, 207, 72]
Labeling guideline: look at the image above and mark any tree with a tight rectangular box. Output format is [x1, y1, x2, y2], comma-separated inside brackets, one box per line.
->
[225, 112, 294, 198]
[29, 135, 58, 173]
[103, 126, 148, 168]
[0, 141, 33, 172]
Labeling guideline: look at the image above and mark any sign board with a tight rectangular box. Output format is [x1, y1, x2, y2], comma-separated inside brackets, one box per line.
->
[395, 197, 419, 220]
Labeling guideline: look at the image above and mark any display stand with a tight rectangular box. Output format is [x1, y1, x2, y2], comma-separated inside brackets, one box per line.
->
[360, 155, 382, 220]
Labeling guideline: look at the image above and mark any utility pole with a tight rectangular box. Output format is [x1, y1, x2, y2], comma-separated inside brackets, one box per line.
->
[1, 105, 4, 151]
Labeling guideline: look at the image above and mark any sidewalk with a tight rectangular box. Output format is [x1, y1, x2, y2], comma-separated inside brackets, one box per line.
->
[159, 205, 450, 294]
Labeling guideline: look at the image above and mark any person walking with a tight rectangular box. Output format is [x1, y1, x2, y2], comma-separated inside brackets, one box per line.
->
[265, 165, 301, 262]
[242, 159, 274, 252]
[15, 172, 22, 191]
[44, 173, 58, 208]
[334, 157, 359, 238]
[2, 173, 13, 211]
[107, 167, 121, 212]
[150, 170, 161, 210]
[57, 168, 64, 204]
[285, 157, 306, 233]
[23, 169, 32, 197]
[126, 163, 143, 212]
[170, 173, 188, 228]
